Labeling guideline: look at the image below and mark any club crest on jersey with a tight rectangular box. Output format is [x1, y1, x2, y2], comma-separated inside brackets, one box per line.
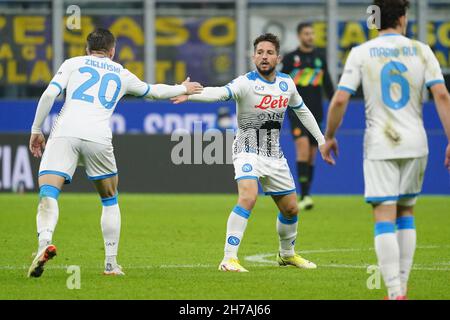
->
[242, 164, 253, 173]
[255, 95, 289, 110]
[227, 236, 240, 246]
[279, 81, 288, 92]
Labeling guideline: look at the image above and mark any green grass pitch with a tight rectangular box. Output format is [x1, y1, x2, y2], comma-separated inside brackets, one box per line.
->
[0, 194, 449, 300]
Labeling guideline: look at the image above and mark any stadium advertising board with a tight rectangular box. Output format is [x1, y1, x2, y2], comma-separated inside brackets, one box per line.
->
[250, 19, 450, 69]
[1, 16, 450, 88]
[0, 14, 235, 86]
[0, 100, 448, 194]
[0, 134, 236, 193]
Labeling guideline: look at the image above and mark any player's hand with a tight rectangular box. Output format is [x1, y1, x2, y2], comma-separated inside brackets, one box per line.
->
[29, 133, 46, 158]
[182, 77, 203, 95]
[445, 143, 450, 170]
[171, 95, 189, 104]
[320, 137, 338, 166]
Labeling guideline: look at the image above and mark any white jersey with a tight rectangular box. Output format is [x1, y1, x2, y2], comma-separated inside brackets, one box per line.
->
[49, 56, 150, 145]
[338, 34, 445, 160]
[226, 71, 305, 158]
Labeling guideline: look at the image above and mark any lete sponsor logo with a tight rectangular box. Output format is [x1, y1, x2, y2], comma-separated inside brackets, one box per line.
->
[255, 95, 289, 110]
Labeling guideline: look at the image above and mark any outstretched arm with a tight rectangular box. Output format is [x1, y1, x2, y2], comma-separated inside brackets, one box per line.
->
[29, 84, 61, 157]
[146, 77, 203, 100]
[430, 83, 450, 168]
[172, 86, 231, 104]
[147, 84, 188, 100]
[127, 75, 202, 100]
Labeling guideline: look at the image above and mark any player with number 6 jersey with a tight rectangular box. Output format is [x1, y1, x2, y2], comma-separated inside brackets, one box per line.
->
[338, 34, 442, 161]
[27, 28, 203, 278]
[323, 0, 450, 300]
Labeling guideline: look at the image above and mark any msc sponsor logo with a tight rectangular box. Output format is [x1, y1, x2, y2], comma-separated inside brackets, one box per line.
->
[279, 81, 288, 92]
[227, 236, 240, 246]
[258, 113, 284, 121]
[242, 163, 253, 173]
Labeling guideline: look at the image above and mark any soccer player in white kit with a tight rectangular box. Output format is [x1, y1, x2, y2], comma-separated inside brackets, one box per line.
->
[27, 28, 202, 277]
[173, 33, 334, 272]
[323, 0, 450, 299]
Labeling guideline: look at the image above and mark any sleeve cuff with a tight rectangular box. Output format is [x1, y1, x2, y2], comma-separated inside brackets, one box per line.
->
[31, 126, 42, 134]
[337, 86, 356, 95]
[225, 86, 233, 101]
[49, 81, 63, 95]
[426, 79, 445, 88]
[137, 84, 151, 98]
[317, 136, 326, 146]
[179, 84, 188, 94]
[290, 102, 305, 110]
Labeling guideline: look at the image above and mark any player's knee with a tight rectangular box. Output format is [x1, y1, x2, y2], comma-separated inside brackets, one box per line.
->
[282, 204, 299, 219]
[238, 194, 257, 211]
[397, 205, 414, 217]
[101, 189, 117, 199]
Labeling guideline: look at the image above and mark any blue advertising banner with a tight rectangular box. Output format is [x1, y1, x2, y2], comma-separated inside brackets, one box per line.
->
[0, 100, 448, 195]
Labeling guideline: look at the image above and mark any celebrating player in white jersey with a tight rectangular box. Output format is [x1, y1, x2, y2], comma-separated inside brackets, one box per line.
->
[323, 0, 450, 299]
[27, 28, 202, 277]
[173, 33, 333, 272]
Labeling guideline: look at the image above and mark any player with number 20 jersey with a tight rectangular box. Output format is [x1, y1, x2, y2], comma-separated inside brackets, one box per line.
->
[27, 28, 202, 278]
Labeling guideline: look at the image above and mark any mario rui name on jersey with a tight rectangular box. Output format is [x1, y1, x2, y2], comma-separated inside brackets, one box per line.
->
[369, 46, 418, 58]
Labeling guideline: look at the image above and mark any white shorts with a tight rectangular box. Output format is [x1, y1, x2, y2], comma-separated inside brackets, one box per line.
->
[233, 153, 296, 196]
[364, 156, 428, 206]
[39, 137, 118, 184]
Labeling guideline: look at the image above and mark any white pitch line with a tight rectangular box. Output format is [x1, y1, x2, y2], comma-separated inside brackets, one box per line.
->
[2, 246, 449, 272]
[244, 245, 450, 271]
[0, 264, 215, 271]
[2, 262, 449, 272]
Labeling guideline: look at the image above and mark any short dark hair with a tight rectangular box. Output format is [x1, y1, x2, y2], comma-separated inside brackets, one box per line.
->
[297, 22, 313, 35]
[87, 28, 116, 53]
[373, 0, 410, 30]
[253, 33, 280, 54]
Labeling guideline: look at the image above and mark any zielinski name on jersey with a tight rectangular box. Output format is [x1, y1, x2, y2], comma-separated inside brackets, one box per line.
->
[84, 58, 121, 74]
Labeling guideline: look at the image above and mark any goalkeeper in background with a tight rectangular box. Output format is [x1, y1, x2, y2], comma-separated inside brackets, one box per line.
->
[282, 22, 335, 211]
